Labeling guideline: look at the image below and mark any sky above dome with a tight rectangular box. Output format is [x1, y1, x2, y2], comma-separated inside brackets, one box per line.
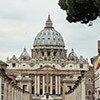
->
[0, 0, 100, 64]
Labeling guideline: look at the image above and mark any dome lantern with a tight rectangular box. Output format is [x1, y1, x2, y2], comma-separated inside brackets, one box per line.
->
[45, 14, 54, 28]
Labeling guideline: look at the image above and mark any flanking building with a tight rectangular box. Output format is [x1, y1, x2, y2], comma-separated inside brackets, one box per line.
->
[0, 60, 31, 100]
[64, 67, 94, 100]
[91, 39, 100, 100]
[6, 15, 89, 100]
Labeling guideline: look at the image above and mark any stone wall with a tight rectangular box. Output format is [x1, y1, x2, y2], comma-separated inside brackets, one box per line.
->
[64, 78, 85, 100]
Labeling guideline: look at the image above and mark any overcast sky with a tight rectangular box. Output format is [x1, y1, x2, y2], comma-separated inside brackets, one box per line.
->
[0, 0, 100, 64]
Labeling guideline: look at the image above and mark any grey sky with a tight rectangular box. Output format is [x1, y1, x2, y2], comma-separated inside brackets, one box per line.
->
[0, 0, 100, 64]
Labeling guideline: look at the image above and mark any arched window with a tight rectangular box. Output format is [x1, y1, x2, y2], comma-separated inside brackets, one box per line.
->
[87, 90, 92, 96]
[42, 38, 45, 44]
[87, 78, 91, 84]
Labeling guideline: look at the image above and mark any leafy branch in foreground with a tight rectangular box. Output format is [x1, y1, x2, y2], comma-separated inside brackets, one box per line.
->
[58, 0, 100, 24]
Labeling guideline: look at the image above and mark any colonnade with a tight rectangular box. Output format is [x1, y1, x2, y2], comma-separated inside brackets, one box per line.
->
[34, 75, 61, 95]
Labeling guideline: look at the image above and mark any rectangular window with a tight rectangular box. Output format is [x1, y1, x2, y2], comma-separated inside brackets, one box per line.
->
[54, 52, 56, 56]
[1, 84, 4, 94]
[80, 64, 83, 68]
[47, 51, 50, 56]
[23, 85, 27, 93]
[32, 86, 34, 94]
[41, 52, 44, 56]
[12, 63, 16, 67]
[40, 89, 43, 95]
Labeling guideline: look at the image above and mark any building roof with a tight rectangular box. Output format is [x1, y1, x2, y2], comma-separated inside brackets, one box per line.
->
[33, 15, 65, 47]
[19, 48, 30, 61]
[68, 49, 78, 60]
[0, 60, 8, 67]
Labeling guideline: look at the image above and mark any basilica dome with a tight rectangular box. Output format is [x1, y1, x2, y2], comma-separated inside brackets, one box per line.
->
[33, 15, 65, 47]
[68, 49, 78, 60]
[19, 48, 30, 61]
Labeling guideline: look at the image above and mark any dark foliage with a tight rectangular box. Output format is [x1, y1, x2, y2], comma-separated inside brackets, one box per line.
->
[58, 0, 100, 24]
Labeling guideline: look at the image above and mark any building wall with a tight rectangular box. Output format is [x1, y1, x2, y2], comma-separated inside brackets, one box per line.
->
[95, 68, 100, 99]
[85, 67, 94, 100]
[65, 78, 85, 100]
[91, 55, 100, 99]
[0, 75, 31, 100]
[0, 77, 1, 100]
[0, 63, 31, 100]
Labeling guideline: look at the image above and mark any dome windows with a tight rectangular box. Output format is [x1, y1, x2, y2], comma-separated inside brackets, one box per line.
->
[58, 38, 60, 41]
[53, 38, 55, 41]
[48, 38, 50, 44]
[42, 38, 45, 44]
[56, 33, 58, 35]
[33, 18, 65, 47]
[48, 32, 50, 35]
[44, 33, 46, 35]
[38, 38, 40, 44]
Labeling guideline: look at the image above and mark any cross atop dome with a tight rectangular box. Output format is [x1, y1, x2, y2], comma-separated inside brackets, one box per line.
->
[45, 14, 54, 28]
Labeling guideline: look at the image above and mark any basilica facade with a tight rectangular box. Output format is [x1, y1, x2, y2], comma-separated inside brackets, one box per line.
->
[6, 15, 89, 100]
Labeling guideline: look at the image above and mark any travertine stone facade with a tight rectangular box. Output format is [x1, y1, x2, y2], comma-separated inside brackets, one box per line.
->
[85, 67, 94, 100]
[64, 78, 85, 100]
[6, 15, 89, 100]
[0, 60, 30, 100]
[91, 39, 100, 100]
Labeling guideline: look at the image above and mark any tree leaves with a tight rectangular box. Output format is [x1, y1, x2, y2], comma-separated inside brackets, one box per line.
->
[58, 0, 68, 10]
[58, 0, 100, 24]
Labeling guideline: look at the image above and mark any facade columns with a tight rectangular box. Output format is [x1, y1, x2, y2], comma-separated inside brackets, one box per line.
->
[50, 76, 52, 94]
[35, 75, 40, 94]
[59, 76, 61, 94]
[38, 75, 40, 94]
[56, 76, 58, 94]
[43, 75, 45, 95]
[34, 75, 37, 94]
